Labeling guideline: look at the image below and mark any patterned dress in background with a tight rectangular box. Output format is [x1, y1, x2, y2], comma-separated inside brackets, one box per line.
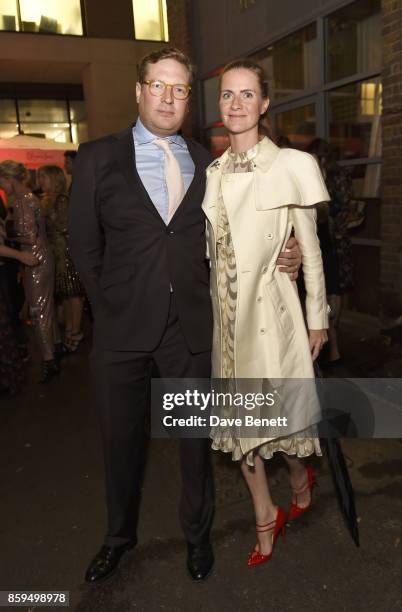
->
[327, 168, 355, 293]
[0, 222, 23, 394]
[13, 192, 56, 359]
[46, 194, 84, 300]
[210, 142, 322, 466]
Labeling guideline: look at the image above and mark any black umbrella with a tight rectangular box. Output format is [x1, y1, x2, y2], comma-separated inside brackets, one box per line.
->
[314, 363, 360, 547]
[322, 436, 360, 547]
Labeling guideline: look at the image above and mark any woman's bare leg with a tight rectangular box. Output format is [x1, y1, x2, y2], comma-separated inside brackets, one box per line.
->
[70, 296, 83, 335]
[53, 312, 61, 346]
[241, 455, 278, 555]
[63, 299, 73, 340]
[281, 454, 311, 507]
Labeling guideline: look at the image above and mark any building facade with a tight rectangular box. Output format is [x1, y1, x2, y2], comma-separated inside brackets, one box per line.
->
[168, 0, 401, 318]
[0, 0, 169, 142]
[381, 0, 402, 318]
[2, 1, 400, 317]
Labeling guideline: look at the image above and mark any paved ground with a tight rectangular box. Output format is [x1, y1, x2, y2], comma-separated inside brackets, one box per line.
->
[1, 312, 402, 612]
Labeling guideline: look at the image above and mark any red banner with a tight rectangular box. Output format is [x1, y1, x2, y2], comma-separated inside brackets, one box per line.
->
[0, 148, 65, 169]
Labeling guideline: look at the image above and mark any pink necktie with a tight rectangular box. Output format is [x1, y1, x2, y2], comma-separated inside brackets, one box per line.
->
[154, 138, 185, 223]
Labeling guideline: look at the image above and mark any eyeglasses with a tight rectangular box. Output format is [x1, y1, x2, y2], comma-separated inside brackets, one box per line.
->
[142, 79, 192, 100]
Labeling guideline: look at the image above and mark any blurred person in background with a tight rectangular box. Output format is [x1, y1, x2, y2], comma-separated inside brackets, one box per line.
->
[0, 199, 38, 394]
[0, 161, 58, 383]
[40, 164, 85, 353]
[276, 134, 292, 148]
[1, 197, 28, 359]
[63, 150, 77, 195]
[307, 138, 354, 367]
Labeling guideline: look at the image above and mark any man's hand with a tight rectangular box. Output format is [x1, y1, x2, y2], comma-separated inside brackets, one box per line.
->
[309, 329, 328, 361]
[277, 236, 302, 281]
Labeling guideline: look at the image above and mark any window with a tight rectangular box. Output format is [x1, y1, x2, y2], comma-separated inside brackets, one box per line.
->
[0, 0, 83, 35]
[328, 78, 382, 160]
[69, 100, 87, 145]
[275, 103, 316, 150]
[0, 99, 18, 138]
[327, 0, 381, 82]
[198, 0, 383, 314]
[0, 0, 17, 30]
[205, 125, 229, 159]
[200, 4, 382, 157]
[202, 74, 221, 126]
[249, 23, 318, 101]
[343, 164, 381, 246]
[348, 163, 381, 200]
[0, 97, 87, 143]
[132, 0, 169, 41]
[19, 99, 71, 141]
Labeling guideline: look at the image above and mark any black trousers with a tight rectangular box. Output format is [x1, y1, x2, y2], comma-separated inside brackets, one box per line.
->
[90, 294, 214, 547]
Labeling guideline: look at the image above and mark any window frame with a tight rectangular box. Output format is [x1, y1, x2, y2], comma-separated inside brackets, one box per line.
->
[269, 94, 317, 142]
[0, 86, 86, 144]
[199, 1, 382, 252]
[132, 0, 169, 42]
[0, 0, 86, 37]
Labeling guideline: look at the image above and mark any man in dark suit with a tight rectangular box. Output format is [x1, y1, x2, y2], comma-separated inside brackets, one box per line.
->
[69, 47, 300, 584]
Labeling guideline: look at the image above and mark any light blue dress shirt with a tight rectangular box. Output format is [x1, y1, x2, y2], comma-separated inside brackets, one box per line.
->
[133, 118, 195, 224]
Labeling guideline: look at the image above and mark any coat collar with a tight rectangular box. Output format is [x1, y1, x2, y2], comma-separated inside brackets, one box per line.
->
[206, 136, 281, 176]
[254, 136, 281, 173]
[202, 137, 282, 232]
[202, 135, 330, 224]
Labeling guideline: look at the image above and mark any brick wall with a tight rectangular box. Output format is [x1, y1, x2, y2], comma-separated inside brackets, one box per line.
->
[381, 0, 402, 316]
[166, 0, 198, 137]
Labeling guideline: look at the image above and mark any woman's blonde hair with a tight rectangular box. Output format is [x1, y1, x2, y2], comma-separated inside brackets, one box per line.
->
[38, 164, 67, 195]
[0, 160, 29, 183]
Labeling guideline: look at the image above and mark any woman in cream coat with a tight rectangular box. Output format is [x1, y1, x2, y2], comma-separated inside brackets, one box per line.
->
[202, 59, 329, 567]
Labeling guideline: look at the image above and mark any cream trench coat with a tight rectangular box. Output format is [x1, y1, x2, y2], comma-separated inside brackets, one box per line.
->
[202, 137, 330, 382]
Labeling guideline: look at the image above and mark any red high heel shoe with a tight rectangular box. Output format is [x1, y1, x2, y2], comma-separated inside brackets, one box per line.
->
[287, 464, 317, 522]
[247, 506, 286, 567]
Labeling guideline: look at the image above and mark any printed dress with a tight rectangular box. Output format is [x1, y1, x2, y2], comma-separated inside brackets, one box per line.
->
[46, 194, 84, 299]
[13, 192, 56, 358]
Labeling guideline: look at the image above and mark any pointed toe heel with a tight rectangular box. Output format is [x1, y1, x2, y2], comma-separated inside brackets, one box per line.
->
[287, 465, 317, 522]
[247, 506, 286, 567]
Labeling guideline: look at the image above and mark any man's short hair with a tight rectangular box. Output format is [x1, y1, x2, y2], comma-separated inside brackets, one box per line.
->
[64, 150, 77, 159]
[138, 47, 195, 85]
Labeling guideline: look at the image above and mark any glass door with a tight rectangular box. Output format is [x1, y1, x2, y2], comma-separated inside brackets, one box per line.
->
[270, 96, 317, 151]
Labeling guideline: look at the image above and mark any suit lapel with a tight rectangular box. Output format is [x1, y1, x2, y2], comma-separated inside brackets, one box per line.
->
[114, 127, 165, 224]
[114, 128, 206, 226]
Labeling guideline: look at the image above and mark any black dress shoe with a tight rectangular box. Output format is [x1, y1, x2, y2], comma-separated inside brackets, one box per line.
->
[85, 542, 135, 584]
[187, 542, 214, 581]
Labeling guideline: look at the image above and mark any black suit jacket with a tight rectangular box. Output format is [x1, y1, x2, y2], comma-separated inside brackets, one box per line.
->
[69, 125, 213, 353]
